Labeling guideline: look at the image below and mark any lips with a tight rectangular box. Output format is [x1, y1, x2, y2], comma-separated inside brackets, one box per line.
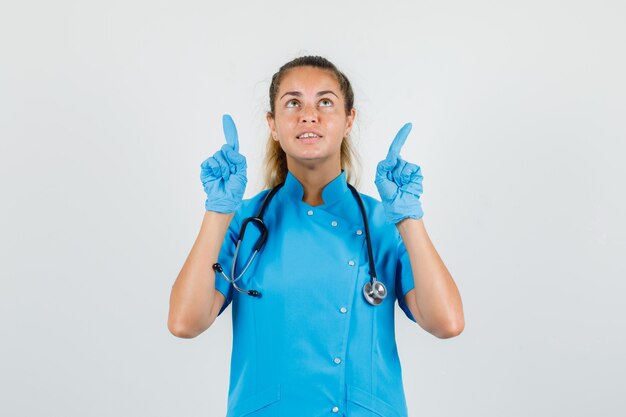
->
[297, 135, 322, 144]
[296, 130, 323, 139]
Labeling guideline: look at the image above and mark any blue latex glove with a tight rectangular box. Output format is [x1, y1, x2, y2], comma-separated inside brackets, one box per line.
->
[374, 123, 424, 224]
[200, 114, 248, 213]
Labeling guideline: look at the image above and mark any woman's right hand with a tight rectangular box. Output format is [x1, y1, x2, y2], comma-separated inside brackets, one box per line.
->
[200, 114, 248, 213]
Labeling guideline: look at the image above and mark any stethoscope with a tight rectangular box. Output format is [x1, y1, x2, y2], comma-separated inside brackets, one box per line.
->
[212, 181, 388, 306]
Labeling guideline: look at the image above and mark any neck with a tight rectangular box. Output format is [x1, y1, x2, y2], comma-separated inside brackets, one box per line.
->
[287, 160, 342, 207]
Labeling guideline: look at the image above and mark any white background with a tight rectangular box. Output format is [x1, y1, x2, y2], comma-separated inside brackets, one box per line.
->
[1, 1, 625, 416]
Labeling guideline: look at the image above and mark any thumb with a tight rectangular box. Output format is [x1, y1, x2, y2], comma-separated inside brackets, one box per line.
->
[221, 144, 246, 168]
[376, 155, 398, 179]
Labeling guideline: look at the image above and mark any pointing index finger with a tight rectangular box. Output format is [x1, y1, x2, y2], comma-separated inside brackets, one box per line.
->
[222, 114, 239, 153]
[386, 122, 412, 160]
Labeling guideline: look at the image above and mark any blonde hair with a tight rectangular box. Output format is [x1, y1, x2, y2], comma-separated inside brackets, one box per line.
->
[263, 56, 361, 190]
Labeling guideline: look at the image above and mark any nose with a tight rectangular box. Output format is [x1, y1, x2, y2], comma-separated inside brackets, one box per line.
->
[301, 103, 318, 123]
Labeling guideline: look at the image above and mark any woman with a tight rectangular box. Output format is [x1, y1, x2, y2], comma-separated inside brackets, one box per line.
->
[168, 55, 464, 417]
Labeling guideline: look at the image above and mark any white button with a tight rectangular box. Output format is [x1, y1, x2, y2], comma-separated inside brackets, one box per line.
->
[332, 406, 339, 413]
[331, 220, 338, 227]
[356, 229, 363, 235]
[348, 260, 355, 266]
[334, 357, 342, 364]
[340, 307, 347, 313]
[307, 210, 314, 216]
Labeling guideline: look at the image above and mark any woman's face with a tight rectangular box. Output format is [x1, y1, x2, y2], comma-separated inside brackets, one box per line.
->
[267, 66, 356, 168]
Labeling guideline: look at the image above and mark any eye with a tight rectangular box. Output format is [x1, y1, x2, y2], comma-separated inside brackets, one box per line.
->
[286, 99, 299, 108]
[319, 98, 333, 107]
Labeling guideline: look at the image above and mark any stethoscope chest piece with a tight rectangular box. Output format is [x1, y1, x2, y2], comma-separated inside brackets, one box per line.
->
[363, 279, 387, 306]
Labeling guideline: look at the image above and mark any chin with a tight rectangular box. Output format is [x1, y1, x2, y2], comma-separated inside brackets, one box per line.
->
[286, 152, 328, 165]
[295, 154, 326, 161]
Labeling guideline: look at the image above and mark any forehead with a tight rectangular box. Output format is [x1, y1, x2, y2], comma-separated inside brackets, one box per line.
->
[278, 66, 340, 93]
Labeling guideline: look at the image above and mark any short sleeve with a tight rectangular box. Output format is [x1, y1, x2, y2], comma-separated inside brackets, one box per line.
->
[213, 213, 240, 318]
[395, 235, 417, 323]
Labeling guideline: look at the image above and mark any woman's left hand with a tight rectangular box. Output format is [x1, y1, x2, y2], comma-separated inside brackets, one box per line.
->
[374, 123, 424, 224]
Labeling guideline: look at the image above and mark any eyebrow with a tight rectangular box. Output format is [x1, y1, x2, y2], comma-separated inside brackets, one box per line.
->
[279, 90, 339, 100]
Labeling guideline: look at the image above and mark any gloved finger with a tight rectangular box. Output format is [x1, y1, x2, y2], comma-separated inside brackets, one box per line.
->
[376, 156, 399, 180]
[399, 161, 421, 184]
[212, 149, 232, 181]
[390, 158, 408, 184]
[400, 180, 423, 197]
[222, 114, 239, 153]
[221, 144, 247, 170]
[200, 156, 221, 178]
[386, 122, 412, 160]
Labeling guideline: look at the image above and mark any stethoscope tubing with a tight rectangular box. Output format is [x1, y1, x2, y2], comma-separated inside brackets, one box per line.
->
[212, 181, 387, 305]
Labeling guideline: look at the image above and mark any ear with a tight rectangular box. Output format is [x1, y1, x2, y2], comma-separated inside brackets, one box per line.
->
[344, 107, 357, 137]
[266, 112, 278, 141]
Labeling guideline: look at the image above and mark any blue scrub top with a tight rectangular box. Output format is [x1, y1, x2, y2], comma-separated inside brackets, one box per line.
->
[214, 169, 416, 417]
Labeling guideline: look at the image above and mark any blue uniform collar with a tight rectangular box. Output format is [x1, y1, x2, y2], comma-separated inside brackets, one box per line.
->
[282, 169, 350, 206]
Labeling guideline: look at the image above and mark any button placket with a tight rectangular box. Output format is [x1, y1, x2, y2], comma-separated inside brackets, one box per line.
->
[301, 201, 360, 416]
